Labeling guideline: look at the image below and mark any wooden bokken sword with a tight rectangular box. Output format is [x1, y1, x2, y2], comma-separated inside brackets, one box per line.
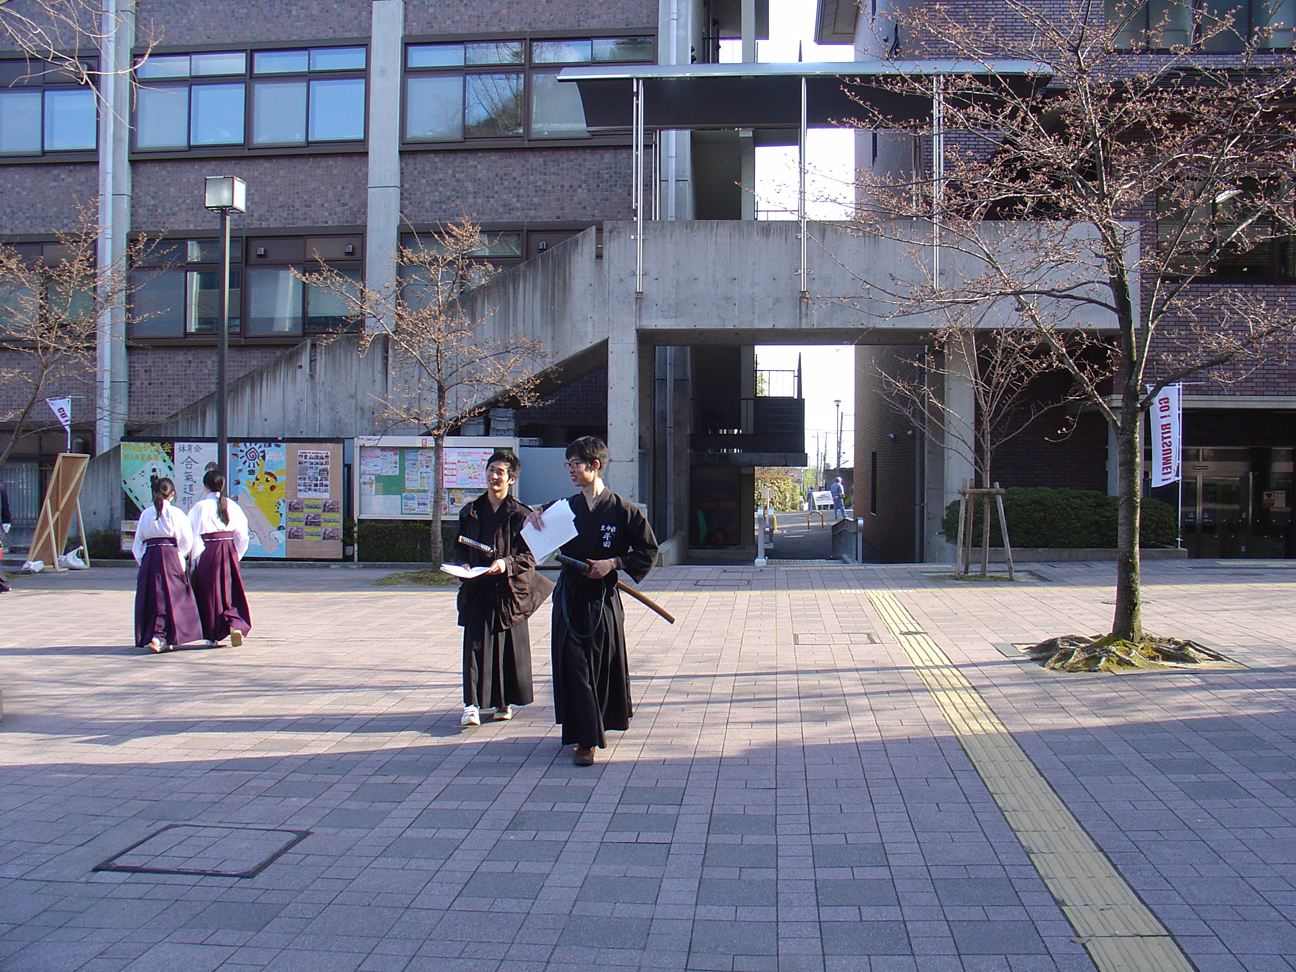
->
[555, 553, 675, 624]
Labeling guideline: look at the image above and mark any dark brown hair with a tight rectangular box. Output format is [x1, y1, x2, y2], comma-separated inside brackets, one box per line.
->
[203, 469, 229, 525]
[565, 436, 609, 472]
[152, 477, 175, 517]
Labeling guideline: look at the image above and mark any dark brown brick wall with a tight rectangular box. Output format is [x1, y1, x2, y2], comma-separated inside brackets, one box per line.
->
[131, 156, 368, 234]
[0, 350, 96, 416]
[406, 1, 658, 37]
[127, 344, 288, 426]
[401, 148, 632, 223]
[0, 165, 98, 234]
[136, 1, 372, 47]
[993, 412, 1108, 492]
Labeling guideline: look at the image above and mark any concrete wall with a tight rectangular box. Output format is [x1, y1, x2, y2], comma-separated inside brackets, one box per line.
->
[139, 334, 389, 439]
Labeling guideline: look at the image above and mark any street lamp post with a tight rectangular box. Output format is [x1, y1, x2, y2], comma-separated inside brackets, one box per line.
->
[833, 399, 842, 475]
[203, 176, 246, 479]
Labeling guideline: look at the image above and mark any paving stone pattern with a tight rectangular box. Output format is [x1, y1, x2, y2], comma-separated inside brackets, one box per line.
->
[1, 561, 1295, 970]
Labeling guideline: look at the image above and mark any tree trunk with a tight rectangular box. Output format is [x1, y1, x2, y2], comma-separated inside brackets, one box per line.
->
[430, 431, 445, 566]
[1111, 405, 1143, 641]
[980, 494, 991, 578]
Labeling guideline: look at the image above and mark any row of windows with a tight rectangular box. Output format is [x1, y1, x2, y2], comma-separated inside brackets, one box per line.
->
[124, 227, 584, 341]
[1109, 0, 1294, 50]
[404, 36, 652, 142]
[0, 34, 651, 159]
[135, 46, 367, 150]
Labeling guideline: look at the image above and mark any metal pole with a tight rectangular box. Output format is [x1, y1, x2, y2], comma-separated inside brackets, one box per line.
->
[1176, 385, 1184, 548]
[798, 74, 808, 295]
[932, 75, 945, 290]
[634, 77, 645, 295]
[217, 206, 231, 479]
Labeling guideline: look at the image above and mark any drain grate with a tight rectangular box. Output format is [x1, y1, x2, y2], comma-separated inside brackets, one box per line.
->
[94, 824, 310, 879]
[793, 632, 876, 645]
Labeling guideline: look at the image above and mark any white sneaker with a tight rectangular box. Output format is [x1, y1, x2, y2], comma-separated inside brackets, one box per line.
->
[460, 705, 481, 727]
[494, 705, 514, 721]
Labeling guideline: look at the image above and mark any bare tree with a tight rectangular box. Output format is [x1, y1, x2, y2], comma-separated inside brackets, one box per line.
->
[301, 218, 548, 565]
[843, 0, 1296, 640]
[880, 314, 1085, 574]
[0, 204, 143, 469]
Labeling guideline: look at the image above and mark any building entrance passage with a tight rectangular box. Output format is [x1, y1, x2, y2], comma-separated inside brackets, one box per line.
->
[1179, 448, 1294, 559]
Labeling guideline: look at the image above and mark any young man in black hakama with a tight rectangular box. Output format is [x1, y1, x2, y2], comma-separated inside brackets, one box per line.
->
[453, 451, 550, 727]
[528, 436, 658, 766]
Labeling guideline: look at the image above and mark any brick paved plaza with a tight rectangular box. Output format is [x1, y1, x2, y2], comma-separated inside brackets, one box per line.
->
[2, 560, 1296, 972]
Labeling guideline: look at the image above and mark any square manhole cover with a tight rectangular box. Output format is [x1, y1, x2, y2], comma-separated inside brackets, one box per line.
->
[94, 824, 310, 878]
[793, 632, 876, 645]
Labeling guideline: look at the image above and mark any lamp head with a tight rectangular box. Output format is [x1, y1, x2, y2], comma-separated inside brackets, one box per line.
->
[204, 175, 247, 213]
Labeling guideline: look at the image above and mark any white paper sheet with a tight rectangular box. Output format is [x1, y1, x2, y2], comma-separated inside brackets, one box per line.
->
[440, 563, 491, 579]
[520, 499, 578, 563]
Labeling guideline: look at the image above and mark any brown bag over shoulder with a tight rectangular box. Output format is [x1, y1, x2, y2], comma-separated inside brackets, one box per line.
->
[499, 564, 555, 629]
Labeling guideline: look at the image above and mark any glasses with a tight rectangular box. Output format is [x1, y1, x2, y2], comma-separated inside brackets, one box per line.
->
[564, 460, 587, 470]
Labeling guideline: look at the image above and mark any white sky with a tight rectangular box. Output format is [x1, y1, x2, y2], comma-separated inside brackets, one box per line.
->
[754, 0, 857, 467]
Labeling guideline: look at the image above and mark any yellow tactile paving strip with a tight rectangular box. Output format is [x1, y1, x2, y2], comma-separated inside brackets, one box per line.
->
[868, 590, 1197, 972]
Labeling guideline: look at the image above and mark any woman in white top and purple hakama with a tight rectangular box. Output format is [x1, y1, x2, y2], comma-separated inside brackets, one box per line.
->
[132, 477, 203, 652]
[188, 469, 252, 647]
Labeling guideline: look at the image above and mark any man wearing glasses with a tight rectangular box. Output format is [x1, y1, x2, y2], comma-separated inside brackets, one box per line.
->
[527, 436, 658, 766]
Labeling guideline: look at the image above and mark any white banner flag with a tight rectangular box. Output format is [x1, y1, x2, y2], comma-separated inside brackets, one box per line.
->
[46, 397, 72, 432]
[1149, 384, 1181, 487]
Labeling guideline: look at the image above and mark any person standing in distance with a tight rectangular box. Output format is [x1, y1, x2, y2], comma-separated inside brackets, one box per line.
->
[452, 451, 551, 727]
[830, 476, 846, 521]
[0, 481, 11, 594]
[189, 469, 252, 647]
[132, 477, 203, 652]
[526, 436, 658, 766]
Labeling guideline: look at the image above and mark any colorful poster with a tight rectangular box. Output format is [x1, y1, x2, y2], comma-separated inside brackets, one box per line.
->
[296, 449, 331, 498]
[361, 447, 399, 475]
[174, 441, 218, 512]
[227, 441, 287, 558]
[120, 441, 174, 514]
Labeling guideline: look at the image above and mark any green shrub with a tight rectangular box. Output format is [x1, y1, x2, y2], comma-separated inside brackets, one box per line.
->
[87, 528, 132, 560]
[755, 472, 803, 511]
[940, 487, 1178, 548]
[356, 520, 458, 562]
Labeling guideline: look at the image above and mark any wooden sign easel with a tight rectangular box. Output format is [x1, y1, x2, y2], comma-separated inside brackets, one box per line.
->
[28, 453, 91, 571]
[955, 481, 1014, 580]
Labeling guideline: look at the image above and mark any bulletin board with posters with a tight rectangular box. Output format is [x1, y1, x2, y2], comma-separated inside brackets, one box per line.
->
[120, 438, 344, 559]
[354, 435, 518, 519]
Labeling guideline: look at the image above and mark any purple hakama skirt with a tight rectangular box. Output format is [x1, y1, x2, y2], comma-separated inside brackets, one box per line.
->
[192, 531, 252, 643]
[134, 537, 203, 648]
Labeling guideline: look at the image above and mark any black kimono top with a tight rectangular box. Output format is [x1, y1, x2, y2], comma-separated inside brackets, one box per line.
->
[453, 493, 536, 629]
[556, 489, 658, 588]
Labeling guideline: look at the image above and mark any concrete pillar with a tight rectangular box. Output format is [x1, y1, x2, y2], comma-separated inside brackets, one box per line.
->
[607, 318, 640, 501]
[741, 0, 757, 61]
[96, 0, 133, 454]
[927, 340, 975, 562]
[366, 1, 403, 336]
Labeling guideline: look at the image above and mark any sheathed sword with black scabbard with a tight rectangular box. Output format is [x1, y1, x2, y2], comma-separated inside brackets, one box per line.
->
[555, 552, 675, 624]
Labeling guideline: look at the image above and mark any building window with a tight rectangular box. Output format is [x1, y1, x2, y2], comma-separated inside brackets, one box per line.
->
[0, 61, 97, 157]
[133, 46, 366, 153]
[403, 34, 653, 145]
[1108, 0, 1294, 50]
[128, 235, 362, 339]
[1156, 184, 1296, 282]
[130, 239, 243, 337]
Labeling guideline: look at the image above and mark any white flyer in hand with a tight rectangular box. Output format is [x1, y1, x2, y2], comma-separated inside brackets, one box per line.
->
[440, 563, 491, 579]
[520, 499, 578, 562]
